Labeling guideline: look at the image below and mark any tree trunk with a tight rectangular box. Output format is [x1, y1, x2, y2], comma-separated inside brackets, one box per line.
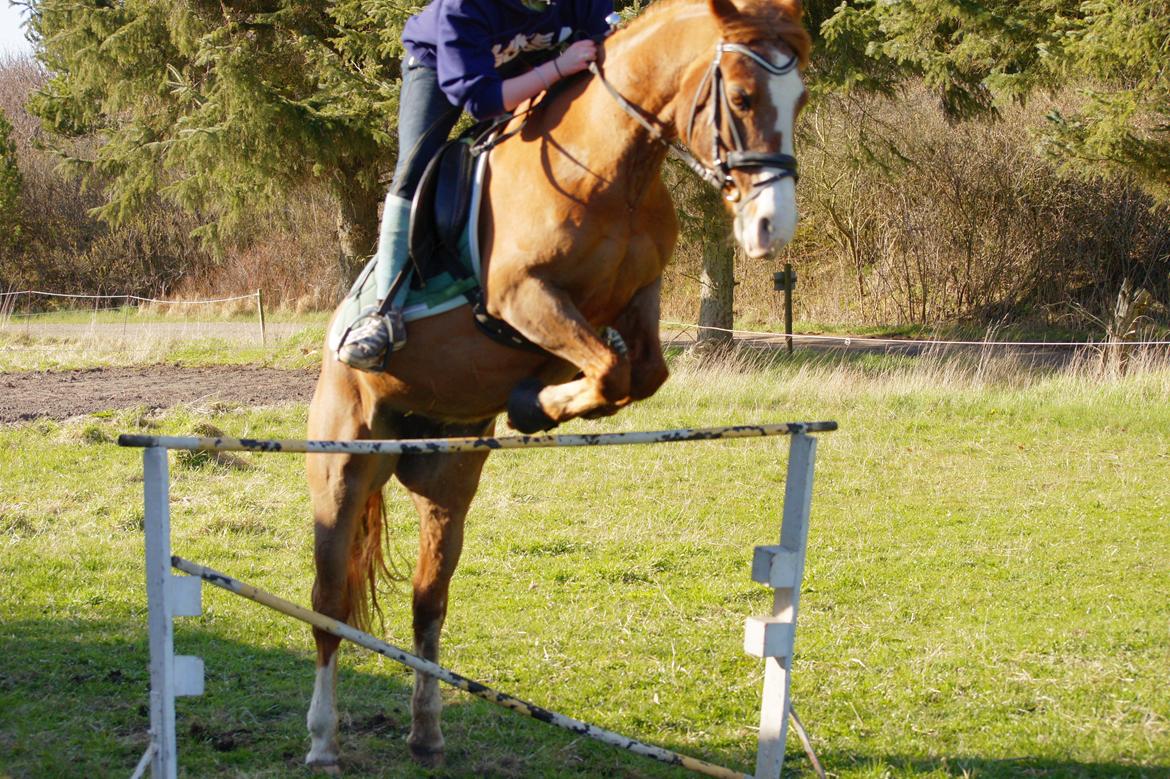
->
[332, 163, 382, 291]
[698, 237, 736, 348]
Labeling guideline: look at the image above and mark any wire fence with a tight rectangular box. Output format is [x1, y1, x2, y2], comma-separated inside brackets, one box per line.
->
[2, 290, 259, 305]
[3, 289, 1167, 357]
[661, 321, 1170, 350]
[0, 289, 283, 347]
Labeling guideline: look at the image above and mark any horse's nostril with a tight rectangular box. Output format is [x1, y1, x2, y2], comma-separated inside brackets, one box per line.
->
[758, 217, 772, 245]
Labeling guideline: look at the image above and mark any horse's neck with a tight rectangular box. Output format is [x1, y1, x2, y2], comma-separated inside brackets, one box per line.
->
[521, 4, 711, 210]
[599, 2, 717, 121]
[547, 5, 717, 197]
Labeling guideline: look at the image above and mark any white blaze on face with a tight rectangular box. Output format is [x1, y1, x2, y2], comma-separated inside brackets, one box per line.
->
[733, 67, 803, 258]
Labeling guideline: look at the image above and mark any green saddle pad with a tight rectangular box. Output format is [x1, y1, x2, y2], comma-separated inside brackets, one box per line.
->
[328, 207, 479, 352]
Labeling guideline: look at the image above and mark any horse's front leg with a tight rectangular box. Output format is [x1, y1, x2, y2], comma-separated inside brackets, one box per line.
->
[394, 416, 494, 764]
[495, 277, 631, 432]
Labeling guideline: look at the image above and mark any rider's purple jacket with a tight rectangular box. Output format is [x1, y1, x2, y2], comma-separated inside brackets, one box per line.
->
[402, 0, 613, 119]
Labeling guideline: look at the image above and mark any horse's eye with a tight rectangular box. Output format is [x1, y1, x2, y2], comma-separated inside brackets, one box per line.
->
[730, 87, 752, 111]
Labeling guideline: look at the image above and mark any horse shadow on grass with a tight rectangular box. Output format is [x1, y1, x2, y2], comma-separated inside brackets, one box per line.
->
[2, 618, 1163, 778]
[0, 616, 752, 778]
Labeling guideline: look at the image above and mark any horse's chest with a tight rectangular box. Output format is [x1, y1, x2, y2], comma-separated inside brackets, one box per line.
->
[573, 232, 666, 321]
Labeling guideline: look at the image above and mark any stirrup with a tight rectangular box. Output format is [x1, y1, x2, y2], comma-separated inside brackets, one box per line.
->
[336, 306, 407, 372]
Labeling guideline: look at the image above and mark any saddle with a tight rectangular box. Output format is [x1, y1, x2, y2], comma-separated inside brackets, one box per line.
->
[404, 134, 545, 353]
[408, 138, 477, 286]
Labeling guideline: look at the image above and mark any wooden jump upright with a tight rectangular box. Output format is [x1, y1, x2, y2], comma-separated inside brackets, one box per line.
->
[120, 420, 834, 779]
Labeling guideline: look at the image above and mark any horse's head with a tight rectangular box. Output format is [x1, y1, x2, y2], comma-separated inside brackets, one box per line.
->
[680, 0, 810, 258]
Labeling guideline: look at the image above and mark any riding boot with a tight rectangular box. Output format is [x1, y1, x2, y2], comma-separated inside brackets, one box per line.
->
[374, 194, 413, 302]
[337, 194, 412, 371]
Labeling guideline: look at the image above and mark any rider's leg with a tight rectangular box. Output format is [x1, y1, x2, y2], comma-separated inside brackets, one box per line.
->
[374, 55, 464, 303]
[338, 58, 461, 371]
[373, 192, 412, 303]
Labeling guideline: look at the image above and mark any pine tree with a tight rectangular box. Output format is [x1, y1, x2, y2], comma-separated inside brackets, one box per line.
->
[817, 0, 1170, 201]
[27, 0, 410, 278]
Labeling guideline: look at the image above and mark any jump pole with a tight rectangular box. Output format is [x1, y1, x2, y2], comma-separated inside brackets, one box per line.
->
[122, 420, 835, 779]
[117, 420, 837, 454]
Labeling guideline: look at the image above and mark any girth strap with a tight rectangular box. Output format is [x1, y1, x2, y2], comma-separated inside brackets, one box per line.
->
[469, 289, 552, 355]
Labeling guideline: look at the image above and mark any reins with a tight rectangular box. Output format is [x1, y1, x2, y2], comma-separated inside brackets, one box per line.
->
[587, 60, 728, 190]
[469, 109, 532, 156]
[588, 40, 800, 203]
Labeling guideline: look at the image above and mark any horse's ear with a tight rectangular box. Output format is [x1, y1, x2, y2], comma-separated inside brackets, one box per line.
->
[777, 0, 804, 20]
[707, 0, 739, 27]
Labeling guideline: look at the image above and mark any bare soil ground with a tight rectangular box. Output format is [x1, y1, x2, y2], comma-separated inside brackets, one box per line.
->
[0, 365, 317, 424]
[0, 332, 1086, 425]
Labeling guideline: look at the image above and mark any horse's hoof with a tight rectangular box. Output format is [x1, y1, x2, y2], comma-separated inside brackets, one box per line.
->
[306, 759, 341, 775]
[408, 743, 445, 768]
[507, 378, 557, 434]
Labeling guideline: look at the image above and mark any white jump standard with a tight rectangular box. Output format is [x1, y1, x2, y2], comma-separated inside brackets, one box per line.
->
[119, 420, 835, 779]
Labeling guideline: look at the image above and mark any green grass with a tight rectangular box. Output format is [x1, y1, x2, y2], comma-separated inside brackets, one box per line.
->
[1, 352, 1168, 778]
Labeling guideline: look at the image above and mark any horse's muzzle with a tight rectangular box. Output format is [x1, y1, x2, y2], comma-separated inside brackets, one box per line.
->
[734, 176, 797, 258]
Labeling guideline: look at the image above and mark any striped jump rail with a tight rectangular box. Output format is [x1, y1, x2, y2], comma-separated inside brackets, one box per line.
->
[117, 420, 837, 454]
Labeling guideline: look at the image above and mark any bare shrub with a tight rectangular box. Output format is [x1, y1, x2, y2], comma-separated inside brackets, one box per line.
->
[1, 53, 219, 300]
[773, 86, 1170, 331]
[0, 53, 44, 147]
[1, 51, 342, 310]
[168, 184, 343, 308]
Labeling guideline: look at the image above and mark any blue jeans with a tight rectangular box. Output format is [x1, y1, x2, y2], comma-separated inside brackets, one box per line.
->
[388, 58, 463, 199]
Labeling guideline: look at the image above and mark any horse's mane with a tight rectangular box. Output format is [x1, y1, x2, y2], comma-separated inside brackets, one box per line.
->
[626, 0, 811, 67]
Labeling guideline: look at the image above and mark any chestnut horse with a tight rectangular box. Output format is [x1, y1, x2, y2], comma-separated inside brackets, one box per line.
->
[304, 0, 810, 769]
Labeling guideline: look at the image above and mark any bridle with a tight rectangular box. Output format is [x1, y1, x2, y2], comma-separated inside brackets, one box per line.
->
[588, 40, 800, 206]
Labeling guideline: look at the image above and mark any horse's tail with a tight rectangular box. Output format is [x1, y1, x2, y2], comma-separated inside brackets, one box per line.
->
[346, 488, 397, 633]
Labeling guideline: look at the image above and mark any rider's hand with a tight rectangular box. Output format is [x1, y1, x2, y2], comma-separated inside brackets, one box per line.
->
[554, 40, 598, 77]
[502, 39, 597, 111]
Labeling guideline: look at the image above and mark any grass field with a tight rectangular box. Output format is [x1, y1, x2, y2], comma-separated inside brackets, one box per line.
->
[0, 327, 324, 373]
[1, 348, 1167, 778]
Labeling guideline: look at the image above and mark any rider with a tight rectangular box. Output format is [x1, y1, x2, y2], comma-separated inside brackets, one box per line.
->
[337, 0, 614, 371]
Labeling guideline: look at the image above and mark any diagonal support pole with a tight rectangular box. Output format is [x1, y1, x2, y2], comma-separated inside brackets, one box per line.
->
[173, 557, 749, 779]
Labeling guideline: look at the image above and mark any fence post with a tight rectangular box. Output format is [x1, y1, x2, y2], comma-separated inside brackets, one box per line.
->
[773, 265, 796, 355]
[141, 446, 205, 779]
[143, 447, 177, 779]
[749, 431, 817, 779]
[256, 289, 266, 346]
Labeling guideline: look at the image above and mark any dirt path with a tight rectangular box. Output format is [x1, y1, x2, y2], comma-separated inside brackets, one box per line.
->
[0, 366, 318, 424]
